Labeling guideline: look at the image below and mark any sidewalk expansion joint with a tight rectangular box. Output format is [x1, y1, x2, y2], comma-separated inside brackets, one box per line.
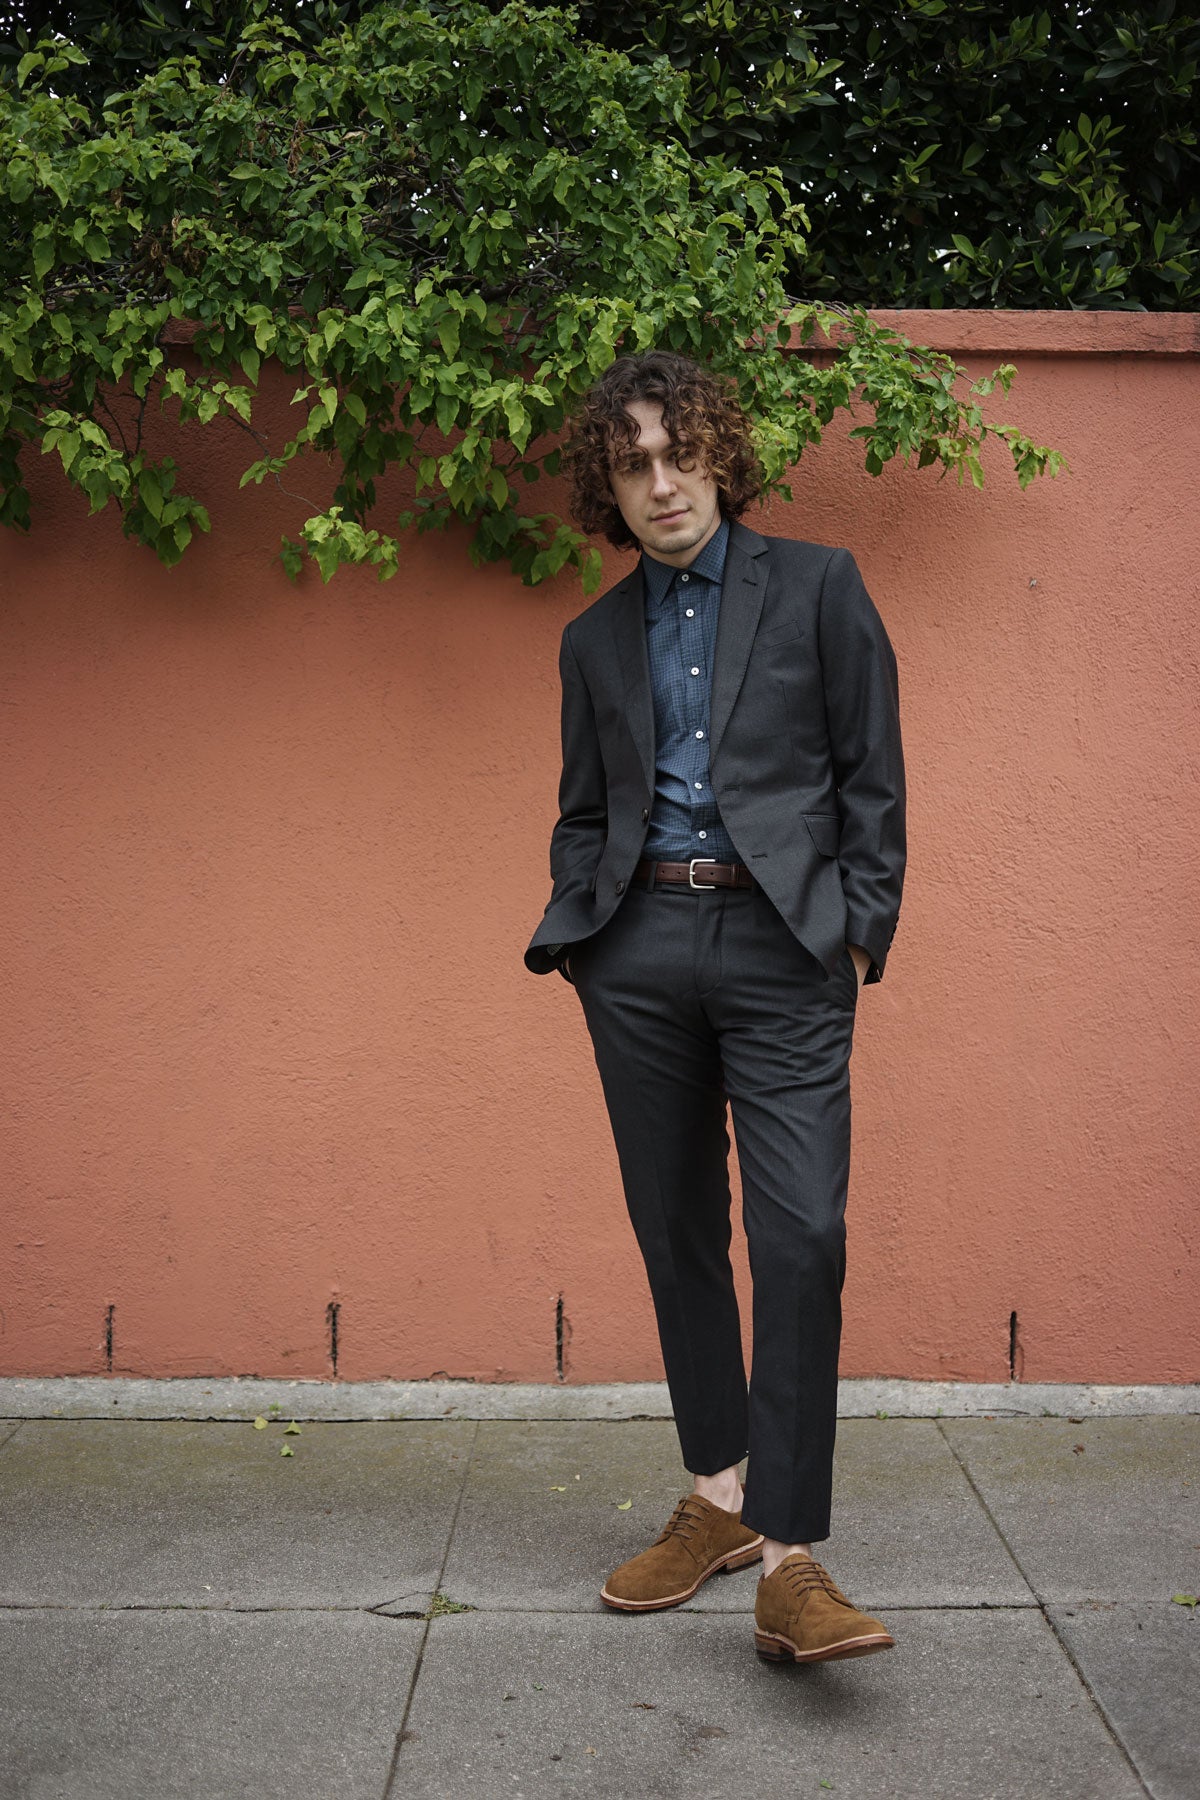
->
[0, 1601, 409, 1616]
[1038, 1606, 1155, 1798]
[935, 1420, 1154, 1797]
[382, 1418, 479, 1800]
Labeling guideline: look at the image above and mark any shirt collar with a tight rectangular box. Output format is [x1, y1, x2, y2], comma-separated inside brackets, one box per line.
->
[641, 517, 730, 615]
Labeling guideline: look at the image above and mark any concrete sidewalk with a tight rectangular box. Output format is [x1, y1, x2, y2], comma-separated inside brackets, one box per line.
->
[0, 1393, 1197, 1799]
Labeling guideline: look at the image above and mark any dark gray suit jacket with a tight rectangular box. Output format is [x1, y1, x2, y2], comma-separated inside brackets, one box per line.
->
[525, 521, 905, 984]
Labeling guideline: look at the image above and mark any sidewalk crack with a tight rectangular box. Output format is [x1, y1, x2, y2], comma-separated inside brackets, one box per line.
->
[381, 1418, 478, 1798]
[936, 1420, 1153, 1798]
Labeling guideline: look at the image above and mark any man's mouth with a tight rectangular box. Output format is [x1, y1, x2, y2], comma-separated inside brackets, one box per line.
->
[651, 509, 687, 523]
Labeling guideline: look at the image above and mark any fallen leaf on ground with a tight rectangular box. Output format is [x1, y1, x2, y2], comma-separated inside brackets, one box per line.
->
[284, 1421, 302, 1435]
[548, 1485, 567, 1492]
[280, 1445, 294, 1457]
[253, 1417, 268, 1430]
[1171, 1593, 1197, 1608]
[616, 1500, 632, 1510]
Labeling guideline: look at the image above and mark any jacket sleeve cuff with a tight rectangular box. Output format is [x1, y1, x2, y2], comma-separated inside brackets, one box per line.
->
[847, 927, 894, 985]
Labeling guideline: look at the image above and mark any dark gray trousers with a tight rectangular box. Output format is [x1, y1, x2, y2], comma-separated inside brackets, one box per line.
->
[570, 877, 859, 1545]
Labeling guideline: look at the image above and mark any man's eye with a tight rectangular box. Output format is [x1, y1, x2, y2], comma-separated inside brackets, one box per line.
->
[672, 451, 696, 471]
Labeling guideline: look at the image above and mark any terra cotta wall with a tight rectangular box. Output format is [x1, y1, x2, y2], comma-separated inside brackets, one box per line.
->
[2, 311, 1197, 1384]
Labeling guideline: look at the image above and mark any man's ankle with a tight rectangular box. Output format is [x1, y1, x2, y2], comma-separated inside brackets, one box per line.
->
[692, 1468, 744, 1513]
[762, 1538, 813, 1578]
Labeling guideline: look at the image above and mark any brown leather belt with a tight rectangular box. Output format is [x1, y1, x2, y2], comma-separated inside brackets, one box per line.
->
[634, 857, 755, 891]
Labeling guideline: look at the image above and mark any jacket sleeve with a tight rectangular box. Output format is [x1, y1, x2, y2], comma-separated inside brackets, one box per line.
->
[817, 548, 906, 983]
[546, 622, 608, 913]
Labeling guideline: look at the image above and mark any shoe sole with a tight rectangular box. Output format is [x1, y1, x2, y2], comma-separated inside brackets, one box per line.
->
[754, 1627, 896, 1664]
[600, 1538, 765, 1612]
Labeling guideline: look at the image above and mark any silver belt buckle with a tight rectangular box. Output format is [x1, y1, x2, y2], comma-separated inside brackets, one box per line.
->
[688, 858, 718, 890]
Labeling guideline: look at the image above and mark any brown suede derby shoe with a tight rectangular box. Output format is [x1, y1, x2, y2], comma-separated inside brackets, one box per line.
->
[601, 1493, 765, 1611]
[754, 1554, 895, 1662]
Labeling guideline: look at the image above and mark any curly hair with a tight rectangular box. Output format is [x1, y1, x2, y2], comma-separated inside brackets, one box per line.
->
[564, 351, 763, 549]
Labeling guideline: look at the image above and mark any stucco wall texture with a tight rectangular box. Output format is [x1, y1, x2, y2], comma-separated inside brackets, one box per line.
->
[2, 313, 1198, 1386]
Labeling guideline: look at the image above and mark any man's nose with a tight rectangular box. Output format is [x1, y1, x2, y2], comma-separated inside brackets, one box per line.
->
[649, 459, 676, 497]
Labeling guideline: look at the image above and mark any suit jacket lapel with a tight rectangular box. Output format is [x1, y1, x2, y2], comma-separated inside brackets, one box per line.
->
[710, 522, 769, 762]
[609, 564, 656, 794]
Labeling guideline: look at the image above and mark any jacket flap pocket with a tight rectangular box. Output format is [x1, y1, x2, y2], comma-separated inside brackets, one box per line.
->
[803, 813, 840, 857]
[758, 620, 803, 645]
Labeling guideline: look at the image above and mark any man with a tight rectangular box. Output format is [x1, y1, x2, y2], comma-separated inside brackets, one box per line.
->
[525, 350, 906, 1665]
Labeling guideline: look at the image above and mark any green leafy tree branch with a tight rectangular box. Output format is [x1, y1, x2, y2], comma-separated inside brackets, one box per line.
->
[1, 1, 1062, 591]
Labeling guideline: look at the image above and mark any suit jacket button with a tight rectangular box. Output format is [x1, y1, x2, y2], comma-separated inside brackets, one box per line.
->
[641, 808, 649, 823]
[615, 880, 625, 894]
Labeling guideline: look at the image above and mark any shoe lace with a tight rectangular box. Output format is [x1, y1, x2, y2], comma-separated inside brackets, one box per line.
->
[652, 1494, 711, 1550]
[778, 1559, 847, 1607]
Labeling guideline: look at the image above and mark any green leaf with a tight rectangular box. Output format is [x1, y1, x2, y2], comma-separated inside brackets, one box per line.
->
[139, 469, 163, 520]
[504, 399, 530, 452]
[312, 537, 341, 583]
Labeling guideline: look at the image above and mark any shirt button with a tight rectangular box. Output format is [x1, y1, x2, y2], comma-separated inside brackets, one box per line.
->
[698, 831, 708, 840]
[685, 608, 695, 618]
[695, 782, 703, 790]
[680, 572, 689, 583]
[690, 667, 700, 676]
[695, 730, 704, 739]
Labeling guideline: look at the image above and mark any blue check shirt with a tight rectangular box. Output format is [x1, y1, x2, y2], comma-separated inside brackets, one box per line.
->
[641, 518, 741, 865]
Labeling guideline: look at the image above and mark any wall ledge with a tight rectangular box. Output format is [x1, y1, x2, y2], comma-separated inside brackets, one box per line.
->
[1, 1374, 1197, 1421]
[157, 309, 1200, 358]
[819, 309, 1200, 357]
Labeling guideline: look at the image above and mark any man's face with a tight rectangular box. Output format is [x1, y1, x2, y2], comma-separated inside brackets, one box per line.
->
[606, 399, 722, 567]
